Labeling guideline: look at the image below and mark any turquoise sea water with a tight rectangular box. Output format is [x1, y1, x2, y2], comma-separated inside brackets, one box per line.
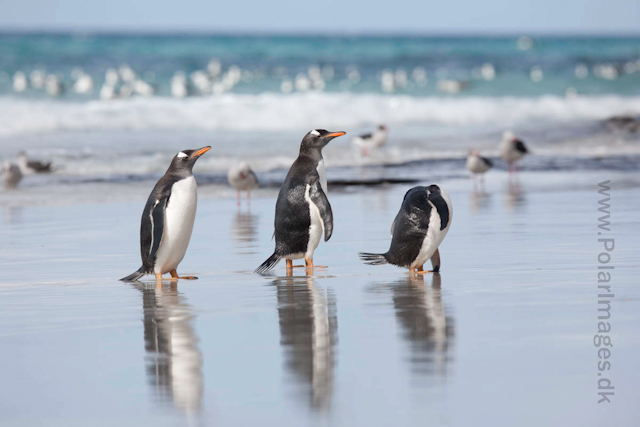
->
[2, 33, 640, 97]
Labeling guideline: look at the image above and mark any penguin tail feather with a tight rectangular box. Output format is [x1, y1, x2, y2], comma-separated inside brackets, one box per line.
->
[255, 252, 281, 274]
[358, 252, 389, 266]
[120, 267, 146, 282]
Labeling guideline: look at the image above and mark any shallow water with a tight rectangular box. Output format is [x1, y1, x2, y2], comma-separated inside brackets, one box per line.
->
[1, 177, 638, 426]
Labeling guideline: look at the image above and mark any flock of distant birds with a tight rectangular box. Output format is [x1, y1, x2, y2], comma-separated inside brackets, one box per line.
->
[7, 52, 640, 100]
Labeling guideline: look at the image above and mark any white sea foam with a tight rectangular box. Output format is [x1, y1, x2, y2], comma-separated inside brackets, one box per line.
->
[1, 93, 640, 137]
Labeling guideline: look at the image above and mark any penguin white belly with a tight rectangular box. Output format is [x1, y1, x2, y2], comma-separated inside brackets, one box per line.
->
[154, 176, 198, 274]
[305, 184, 324, 259]
[412, 208, 441, 269]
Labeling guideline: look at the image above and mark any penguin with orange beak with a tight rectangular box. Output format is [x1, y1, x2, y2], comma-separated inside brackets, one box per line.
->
[256, 129, 346, 274]
[122, 146, 211, 282]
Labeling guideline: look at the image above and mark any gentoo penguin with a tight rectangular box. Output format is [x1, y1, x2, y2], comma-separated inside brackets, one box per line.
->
[17, 151, 53, 174]
[227, 162, 259, 206]
[466, 150, 493, 188]
[121, 146, 211, 282]
[2, 161, 22, 189]
[499, 131, 529, 173]
[352, 125, 388, 156]
[359, 185, 453, 274]
[255, 129, 346, 274]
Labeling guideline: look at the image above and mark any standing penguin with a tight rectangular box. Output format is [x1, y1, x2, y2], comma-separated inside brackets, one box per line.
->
[121, 147, 211, 282]
[359, 185, 453, 274]
[255, 129, 346, 274]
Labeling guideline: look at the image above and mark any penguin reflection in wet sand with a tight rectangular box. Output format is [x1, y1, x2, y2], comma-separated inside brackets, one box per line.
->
[255, 129, 346, 275]
[360, 185, 453, 274]
[121, 147, 211, 282]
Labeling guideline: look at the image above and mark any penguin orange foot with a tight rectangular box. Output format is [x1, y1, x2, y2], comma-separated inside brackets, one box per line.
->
[170, 269, 198, 280]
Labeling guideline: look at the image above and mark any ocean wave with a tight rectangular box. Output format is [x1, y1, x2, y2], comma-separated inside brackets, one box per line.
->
[1, 94, 640, 137]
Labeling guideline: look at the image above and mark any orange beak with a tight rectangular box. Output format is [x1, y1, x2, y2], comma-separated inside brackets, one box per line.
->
[191, 146, 211, 158]
[325, 131, 346, 138]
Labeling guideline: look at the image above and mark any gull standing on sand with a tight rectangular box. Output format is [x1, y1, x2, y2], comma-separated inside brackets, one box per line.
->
[352, 125, 388, 156]
[500, 131, 529, 174]
[121, 147, 211, 282]
[466, 150, 493, 189]
[227, 162, 259, 206]
[255, 129, 346, 275]
[360, 185, 453, 274]
[17, 151, 53, 174]
[2, 161, 22, 189]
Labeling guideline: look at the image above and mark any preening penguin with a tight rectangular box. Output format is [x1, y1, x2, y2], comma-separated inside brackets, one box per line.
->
[359, 185, 453, 274]
[121, 147, 211, 282]
[255, 129, 346, 274]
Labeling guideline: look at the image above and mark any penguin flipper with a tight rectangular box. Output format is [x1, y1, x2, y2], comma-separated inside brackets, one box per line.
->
[141, 196, 169, 270]
[309, 181, 333, 241]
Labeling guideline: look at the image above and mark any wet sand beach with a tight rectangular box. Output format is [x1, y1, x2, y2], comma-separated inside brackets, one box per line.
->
[1, 171, 639, 426]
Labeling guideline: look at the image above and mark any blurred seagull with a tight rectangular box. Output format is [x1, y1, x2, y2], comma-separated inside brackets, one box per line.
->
[466, 150, 493, 190]
[30, 69, 46, 89]
[227, 162, 259, 206]
[18, 151, 53, 174]
[100, 82, 117, 100]
[13, 72, 28, 92]
[45, 75, 64, 97]
[499, 131, 529, 174]
[171, 72, 188, 98]
[2, 161, 22, 189]
[352, 125, 388, 156]
[73, 73, 94, 94]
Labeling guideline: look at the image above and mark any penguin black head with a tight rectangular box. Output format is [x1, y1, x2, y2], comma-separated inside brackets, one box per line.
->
[426, 184, 441, 196]
[300, 129, 346, 154]
[403, 185, 443, 209]
[167, 146, 211, 177]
